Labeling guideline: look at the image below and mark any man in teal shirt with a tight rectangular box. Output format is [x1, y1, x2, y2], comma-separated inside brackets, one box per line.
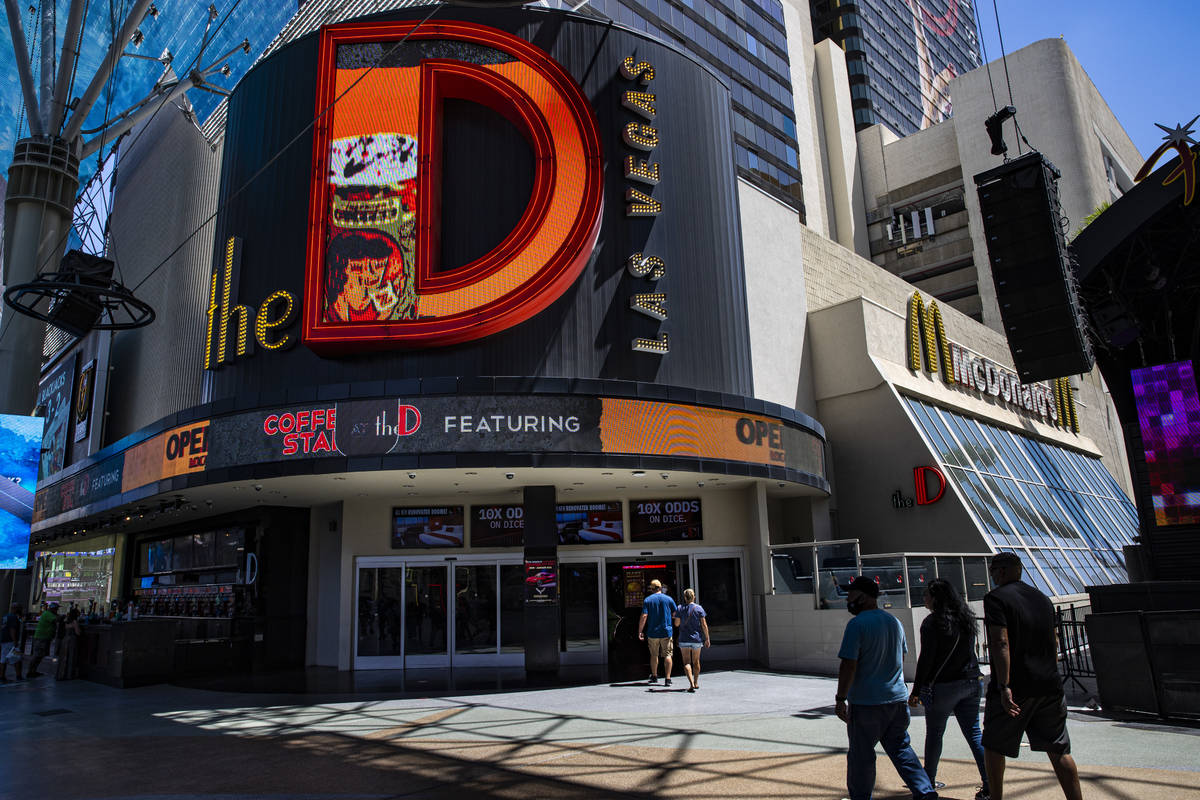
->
[27, 602, 58, 679]
[638, 579, 675, 686]
[836, 576, 937, 800]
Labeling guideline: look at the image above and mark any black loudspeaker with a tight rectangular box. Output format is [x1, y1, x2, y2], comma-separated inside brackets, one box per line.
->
[975, 152, 1095, 382]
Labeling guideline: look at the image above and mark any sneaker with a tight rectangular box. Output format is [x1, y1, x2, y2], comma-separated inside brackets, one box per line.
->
[975, 790, 990, 800]
[664, 678, 672, 686]
[934, 782, 946, 790]
[648, 675, 657, 683]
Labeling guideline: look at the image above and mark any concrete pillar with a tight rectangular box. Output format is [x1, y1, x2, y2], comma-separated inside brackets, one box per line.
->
[1, 136, 79, 415]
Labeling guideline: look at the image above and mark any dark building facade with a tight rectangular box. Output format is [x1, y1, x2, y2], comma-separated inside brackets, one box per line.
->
[810, 0, 980, 135]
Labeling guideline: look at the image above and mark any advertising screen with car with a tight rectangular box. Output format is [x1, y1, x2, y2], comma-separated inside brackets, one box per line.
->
[391, 506, 465, 548]
[525, 558, 557, 604]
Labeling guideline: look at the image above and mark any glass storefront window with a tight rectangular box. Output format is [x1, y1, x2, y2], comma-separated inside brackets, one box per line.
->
[35, 545, 116, 611]
[455, 565, 497, 654]
[499, 564, 525, 653]
[560, 563, 600, 652]
[935, 557, 966, 599]
[964, 557, 990, 601]
[906, 557, 935, 607]
[815, 541, 858, 609]
[405, 566, 448, 656]
[698, 558, 744, 645]
[357, 567, 404, 657]
[771, 546, 814, 596]
[860, 556, 905, 607]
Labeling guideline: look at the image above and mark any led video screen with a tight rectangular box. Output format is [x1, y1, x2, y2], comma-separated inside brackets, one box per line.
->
[0, 414, 43, 568]
[470, 501, 624, 547]
[1132, 360, 1200, 526]
[629, 498, 702, 542]
[392, 506, 465, 548]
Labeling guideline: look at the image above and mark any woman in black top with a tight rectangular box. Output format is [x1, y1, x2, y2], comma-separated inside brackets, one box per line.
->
[909, 579, 990, 800]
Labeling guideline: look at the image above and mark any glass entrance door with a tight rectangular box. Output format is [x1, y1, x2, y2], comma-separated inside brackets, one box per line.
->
[691, 554, 747, 660]
[403, 564, 449, 668]
[604, 557, 689, 677]
[559, 561, 602, 663]
[356, 559, 525, 669]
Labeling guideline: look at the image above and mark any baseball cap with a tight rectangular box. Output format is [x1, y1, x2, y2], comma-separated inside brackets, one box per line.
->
[844, 576, 880, 598]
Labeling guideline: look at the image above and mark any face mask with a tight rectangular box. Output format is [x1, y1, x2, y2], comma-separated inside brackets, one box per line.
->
[847, 598, 864, 615]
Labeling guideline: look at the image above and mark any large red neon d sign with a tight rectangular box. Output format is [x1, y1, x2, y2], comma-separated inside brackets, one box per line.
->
[303, 21, 604, 352]
[914, 465, 947, 505]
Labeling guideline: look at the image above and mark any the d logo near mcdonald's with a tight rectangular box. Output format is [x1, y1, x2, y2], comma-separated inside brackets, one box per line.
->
[302, 21, 604, 352]
[913, 465, 946, 505]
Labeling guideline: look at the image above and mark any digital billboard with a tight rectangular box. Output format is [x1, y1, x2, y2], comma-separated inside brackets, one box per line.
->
[629, 498, 702, 542]
[471, 501, 624, 546]
[391, 506, 465, 548]
[556, 502, 623, 545]
[1132, 360, 1200, 526]
[37, 352, 76, 479]
[472, 504, 526, 548]
[35, 393, 828, 526]
[0, 414, 43, 569]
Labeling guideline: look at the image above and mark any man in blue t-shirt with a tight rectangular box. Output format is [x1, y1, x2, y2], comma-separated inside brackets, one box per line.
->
[836, 576, 937, 800]
[638, 579, 676, 686]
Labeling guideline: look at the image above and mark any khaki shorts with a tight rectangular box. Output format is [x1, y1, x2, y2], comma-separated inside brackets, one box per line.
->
[647, 636, 673, 660]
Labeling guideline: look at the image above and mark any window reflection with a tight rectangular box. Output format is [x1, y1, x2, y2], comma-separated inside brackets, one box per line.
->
[904, 396, 1138, 596]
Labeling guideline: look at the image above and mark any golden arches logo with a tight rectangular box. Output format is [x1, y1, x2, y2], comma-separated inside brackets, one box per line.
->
[906, 292, 954, 385]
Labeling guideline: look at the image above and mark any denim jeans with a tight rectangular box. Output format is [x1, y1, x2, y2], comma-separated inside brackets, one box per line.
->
[847, 701, 937, 800]
[923, 677, 988, 793]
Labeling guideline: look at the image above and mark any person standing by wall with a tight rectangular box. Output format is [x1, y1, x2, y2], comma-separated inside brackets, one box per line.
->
[638, 579, 675, 686]
[56, 607, 82, 681]
[910, 579, 990, 800]
[836, 576, 938, 800]
[673, 588, 710, 692]
[26, 602, 59, 679]
[1, 604, 24, 681]
[982, 552, 1081, 800]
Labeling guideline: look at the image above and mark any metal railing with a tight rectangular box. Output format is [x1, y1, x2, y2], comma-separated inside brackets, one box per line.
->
[1057, 604, 1094, 693]
[769, 540, 995, 610]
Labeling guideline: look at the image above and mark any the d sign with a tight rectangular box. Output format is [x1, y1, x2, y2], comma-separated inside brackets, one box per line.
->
[914, 465, 947, 505]
[303, 21, 604, 352]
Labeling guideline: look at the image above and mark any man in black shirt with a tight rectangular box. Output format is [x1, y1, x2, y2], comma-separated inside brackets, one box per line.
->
[982, 552, 1081, 800]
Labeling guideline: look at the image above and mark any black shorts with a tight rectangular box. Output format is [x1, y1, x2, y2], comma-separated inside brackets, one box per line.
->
[982, 690, 1071, 758]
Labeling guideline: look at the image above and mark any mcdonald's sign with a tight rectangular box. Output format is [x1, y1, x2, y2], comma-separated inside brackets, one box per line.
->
[906, 292, 1079, 433]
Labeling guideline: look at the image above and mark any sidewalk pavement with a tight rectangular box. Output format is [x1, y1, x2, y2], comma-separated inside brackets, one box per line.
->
[2, 666, 1198, 799]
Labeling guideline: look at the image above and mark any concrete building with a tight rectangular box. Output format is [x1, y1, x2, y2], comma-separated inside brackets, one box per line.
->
[855, 38, 1142, 326]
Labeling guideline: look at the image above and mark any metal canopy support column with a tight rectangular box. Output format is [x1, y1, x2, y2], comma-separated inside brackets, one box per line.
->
[523, 485, 560, 675]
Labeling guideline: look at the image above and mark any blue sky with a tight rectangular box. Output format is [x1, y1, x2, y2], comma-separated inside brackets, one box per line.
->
[975, 0, 1199, 159]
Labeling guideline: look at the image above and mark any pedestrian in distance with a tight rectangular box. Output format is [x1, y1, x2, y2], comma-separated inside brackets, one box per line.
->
[673, 588, 710, 692]
[982, 552, 1082, 800]
[638, 579, 675, 686]
[27, 602, 59, 679]
[1, 603, 24, 682]
[56, 607, 82, 681]
[836, 576, 939, 800]
[909, 578, 990, 800]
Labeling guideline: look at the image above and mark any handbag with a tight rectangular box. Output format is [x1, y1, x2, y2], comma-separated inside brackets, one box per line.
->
[919, 629, 960, 707]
